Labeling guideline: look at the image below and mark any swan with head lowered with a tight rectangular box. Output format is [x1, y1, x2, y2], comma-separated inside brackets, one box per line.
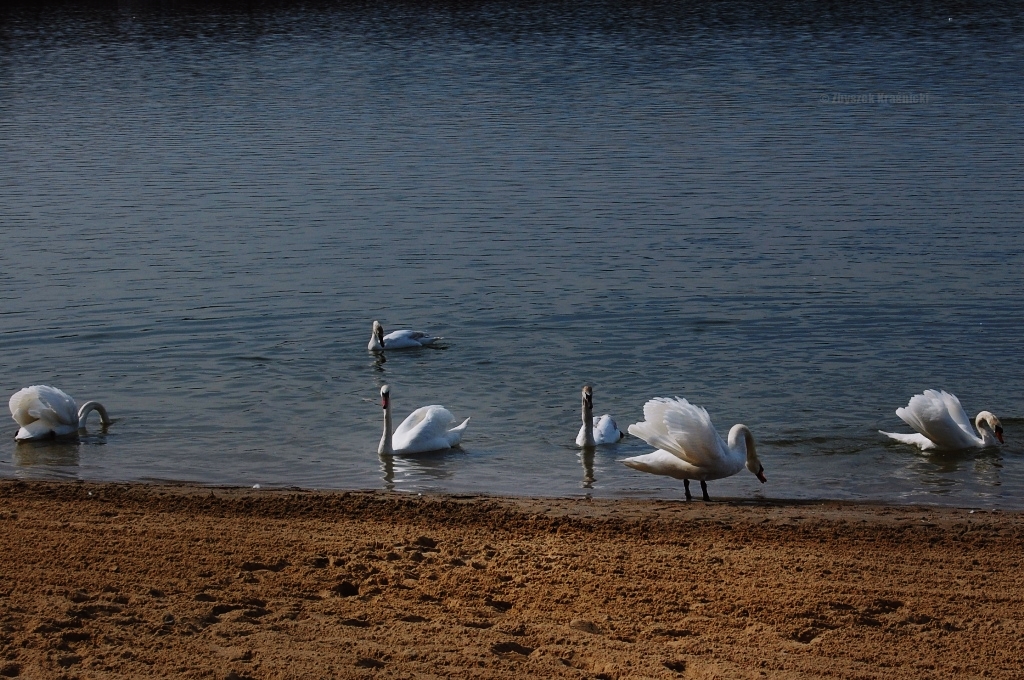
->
[576, 385, 624, 446]
[377, 385, 469, 455]
[621, 396, 766, 501]
[880, 389, 1003, 451]
[9, 385, 111, 441]
[368, 321, 441, 351]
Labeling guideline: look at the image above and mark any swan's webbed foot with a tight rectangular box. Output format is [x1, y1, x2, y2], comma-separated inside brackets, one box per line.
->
[700, 480, 710, 502]
[683, 478, 692, 502]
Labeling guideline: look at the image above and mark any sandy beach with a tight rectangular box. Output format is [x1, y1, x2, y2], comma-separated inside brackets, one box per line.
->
[1, 480, 1022, 679]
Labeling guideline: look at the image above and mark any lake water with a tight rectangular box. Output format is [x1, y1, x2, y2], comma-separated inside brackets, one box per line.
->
[2, 0, 1023, 507]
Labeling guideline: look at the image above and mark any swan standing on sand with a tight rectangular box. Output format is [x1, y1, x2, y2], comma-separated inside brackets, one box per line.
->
[621, 396, 766, 501]
[576, 385, 623, 446]
[377, 385, 469, 455]
[9, 385, 111, 441]
[880, 389, 1003, 451]
[368, 321, 441, 351]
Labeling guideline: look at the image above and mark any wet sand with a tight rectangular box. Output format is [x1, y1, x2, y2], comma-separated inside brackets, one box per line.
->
[1, 480, 1022, 679]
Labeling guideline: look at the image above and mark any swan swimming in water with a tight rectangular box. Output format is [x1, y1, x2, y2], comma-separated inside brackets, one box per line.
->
[368, 320, 441, 351]
[9, 385, 111, 441]
[621, 396, 766, 501]
[377, 384, 470, 455]
[880, 389, 1003, 451]
[576, 385, 624, 446]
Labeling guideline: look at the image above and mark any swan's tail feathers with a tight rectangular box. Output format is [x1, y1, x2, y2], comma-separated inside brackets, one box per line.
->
[621, 455, 658, 475]
[15, 421, 54, 441]
[620, 451, 691, 480]
[879, 430, 935, 451]
[421, 336, 442, 345]
[447, 417, 470, 447]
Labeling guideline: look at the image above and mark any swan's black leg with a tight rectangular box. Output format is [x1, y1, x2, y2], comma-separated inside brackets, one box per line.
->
[683, 479, 692, 501]
[700, 480, 710, 502]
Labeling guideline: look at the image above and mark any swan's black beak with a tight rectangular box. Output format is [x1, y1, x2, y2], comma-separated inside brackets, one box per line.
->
[995, 426, 1004, 444]
[756, 466, 767, 483]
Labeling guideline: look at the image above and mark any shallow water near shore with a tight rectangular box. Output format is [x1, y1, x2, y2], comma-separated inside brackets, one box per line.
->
[1, 0, 1023, 506]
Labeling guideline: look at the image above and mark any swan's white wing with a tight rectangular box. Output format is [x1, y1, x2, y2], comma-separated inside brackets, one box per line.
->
[9, 386, 78, 429]
[879, 430, 937, 451]
[621, 450, 701, 480]
[592, 415, 622, 445]
[628, 397, 726, 468]
[937, 390, 976, 438]
[393, 405, 453, 439]
[383, 330, 439, 348]
[393, 405, 458, 453]
[628, 398, 684, 456]
[897, 390, 979, 449]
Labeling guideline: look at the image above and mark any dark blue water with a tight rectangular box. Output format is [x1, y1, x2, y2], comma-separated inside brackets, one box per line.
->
[2, 0, 1023, 506]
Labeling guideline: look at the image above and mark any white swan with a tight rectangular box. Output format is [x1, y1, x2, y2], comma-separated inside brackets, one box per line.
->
[880, 389, 1003, 451]
[377, 384, 469, 455]
[576, 385, 623, 446]
[621, 396, 766, 501]
[9, 385, 111, 441]
[368, 320, 441, 351]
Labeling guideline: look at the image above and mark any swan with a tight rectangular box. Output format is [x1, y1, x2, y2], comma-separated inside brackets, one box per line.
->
[880, 389, 1003, 451]
[621, 396, 766, 501]
[9, 385, 111, 441]
[377, 384, 469, 455]
[368, 320, 441, 351]
[576, 385, 624, 446]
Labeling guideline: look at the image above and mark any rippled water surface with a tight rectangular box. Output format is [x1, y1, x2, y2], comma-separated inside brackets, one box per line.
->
[2, 0, 1023, 506]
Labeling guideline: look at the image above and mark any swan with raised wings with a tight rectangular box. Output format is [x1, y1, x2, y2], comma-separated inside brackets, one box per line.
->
[880, 389, 1003, 451]
[576, 385, 624, 446]
[621, 396, 766, 501]
[9, 385, 111, 441]
[377, 384, 469, 455]
[368, 320, 441, 351]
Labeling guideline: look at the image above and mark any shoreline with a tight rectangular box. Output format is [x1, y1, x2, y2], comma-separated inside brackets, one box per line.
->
[2, 480, 1023, 678]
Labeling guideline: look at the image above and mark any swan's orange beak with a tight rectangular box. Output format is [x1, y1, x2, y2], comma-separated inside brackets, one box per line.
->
[756, 466, 767, 484]
[381, 395, 389, 409]
[995, 426, 1004, 444]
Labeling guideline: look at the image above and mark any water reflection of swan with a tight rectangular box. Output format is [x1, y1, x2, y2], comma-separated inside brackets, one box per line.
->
[9, 385, 111, 441]
[379, 449, 460, 489]
[13, 440, 81, 468]
[368, 321, 441, 351]
[880, 390, 1003, 451]
[895, 447, 1005, 500]
[579, 446, 596, 487]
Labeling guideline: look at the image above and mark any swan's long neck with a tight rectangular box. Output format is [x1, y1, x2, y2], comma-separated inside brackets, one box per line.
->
[379, 398, 393, 455]
[727, 424, 753, 458]
[77, 401, 110, 429]
[581, 392, 595, 447]
[728, 424, 766, 482]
